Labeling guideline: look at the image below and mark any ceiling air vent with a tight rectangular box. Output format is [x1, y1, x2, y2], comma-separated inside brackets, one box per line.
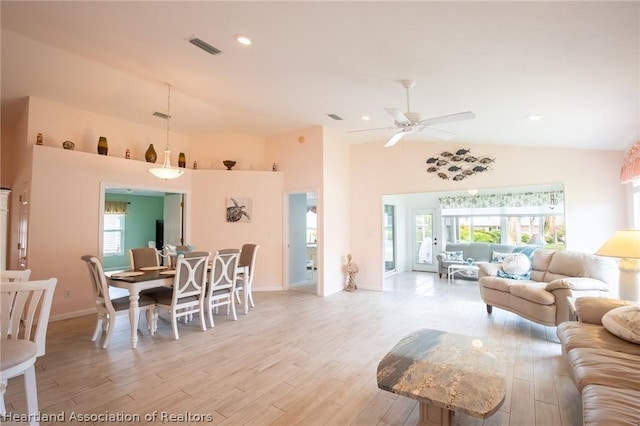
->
[327, 113, 343, 121]
[189, 37, 222, 55]
[152, 112, 169, 119]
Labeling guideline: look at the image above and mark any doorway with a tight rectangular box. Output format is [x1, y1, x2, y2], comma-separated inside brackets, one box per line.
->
[100, 185, 186, 271]
[287, 191, 317, 294]
[412, 209, 437, 272]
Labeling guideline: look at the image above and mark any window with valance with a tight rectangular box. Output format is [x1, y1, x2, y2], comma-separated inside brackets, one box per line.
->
[104, 201, 128, 214]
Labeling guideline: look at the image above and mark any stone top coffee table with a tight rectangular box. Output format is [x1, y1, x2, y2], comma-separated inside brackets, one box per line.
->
[377, 328, 506, 426]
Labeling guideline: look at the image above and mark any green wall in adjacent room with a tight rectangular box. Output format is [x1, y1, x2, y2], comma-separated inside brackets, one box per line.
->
[102, 193, 164, 271]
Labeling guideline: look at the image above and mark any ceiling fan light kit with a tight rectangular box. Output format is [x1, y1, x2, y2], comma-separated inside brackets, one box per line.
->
[349, 80, 476, 147]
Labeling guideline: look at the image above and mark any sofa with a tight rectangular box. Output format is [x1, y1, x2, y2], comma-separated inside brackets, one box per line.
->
[478, 249, 617, 326]
[556, 297, 640, 425]
[436, 242, 515, 279]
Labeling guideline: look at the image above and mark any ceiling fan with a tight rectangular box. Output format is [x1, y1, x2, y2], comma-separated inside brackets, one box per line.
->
[350, 80, 476, 147]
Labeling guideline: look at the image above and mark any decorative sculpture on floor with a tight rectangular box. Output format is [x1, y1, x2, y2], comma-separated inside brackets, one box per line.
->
[346, 254, 358, 292]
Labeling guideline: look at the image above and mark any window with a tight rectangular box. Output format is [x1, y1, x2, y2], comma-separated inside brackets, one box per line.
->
[103, 213, 125, 256]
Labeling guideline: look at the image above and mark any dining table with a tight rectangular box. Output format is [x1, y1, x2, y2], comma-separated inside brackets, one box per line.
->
[107, 266, 174, 349]
[107, 262, 249, 348]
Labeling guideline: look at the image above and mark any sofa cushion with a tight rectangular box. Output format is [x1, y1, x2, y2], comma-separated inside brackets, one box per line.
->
[501, 253, 531, 275]
[567, 347, 640, 392]
[491, 251, 511, 263]
[602, 305, 640, 344]
[508, 282, 555, 305]
[582, 384, 640, 426]
[556, 322, 640, 356]
[443, 250, 464, 262]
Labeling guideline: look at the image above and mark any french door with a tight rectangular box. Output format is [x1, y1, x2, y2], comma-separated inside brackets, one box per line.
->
[412, 209, 437, 272]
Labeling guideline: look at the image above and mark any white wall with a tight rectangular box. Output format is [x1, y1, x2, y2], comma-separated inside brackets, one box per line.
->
[350, 140, 626, 291]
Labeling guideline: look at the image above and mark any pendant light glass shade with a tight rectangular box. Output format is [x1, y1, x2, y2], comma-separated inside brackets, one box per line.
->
[148, 84, 184, 180]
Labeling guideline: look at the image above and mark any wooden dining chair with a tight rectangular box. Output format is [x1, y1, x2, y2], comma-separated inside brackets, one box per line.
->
[0, 278, 57, 423]
[81, 255, 156, 348]
[152, 251, 210, 340]
[129, 247, 160, 270]
[207, 249, 240, 327]
[235, 244, 260, 314]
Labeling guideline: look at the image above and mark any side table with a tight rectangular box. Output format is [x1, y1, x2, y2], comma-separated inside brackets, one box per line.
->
[377, 329, 506, 426]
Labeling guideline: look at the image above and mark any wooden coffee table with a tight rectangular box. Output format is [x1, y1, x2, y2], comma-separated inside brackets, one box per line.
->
[377, 329, 506, 426]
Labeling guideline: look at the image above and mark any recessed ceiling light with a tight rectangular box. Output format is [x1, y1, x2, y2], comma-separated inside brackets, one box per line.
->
[234, 34, 252, 45]
[361, 115, 370, 121]
[528, 115, 543, 121]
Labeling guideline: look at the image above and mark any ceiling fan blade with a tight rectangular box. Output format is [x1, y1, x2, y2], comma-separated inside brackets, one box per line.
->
[421, 111, 476, 126]
[384, 131, 407, 148]
[420, 126, 456, 140]
[347, 126, 396, 133]
[385, 108, 411, 125]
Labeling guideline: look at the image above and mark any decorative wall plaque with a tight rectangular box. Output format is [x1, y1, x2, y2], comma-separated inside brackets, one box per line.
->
[426, 148, 494, 181]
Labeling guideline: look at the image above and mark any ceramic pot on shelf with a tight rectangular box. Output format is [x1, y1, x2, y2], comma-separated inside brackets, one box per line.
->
[97, 136, 108, 155]
[145, 144, 157, 163]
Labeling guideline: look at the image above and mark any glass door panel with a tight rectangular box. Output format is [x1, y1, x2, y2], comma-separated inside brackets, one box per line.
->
[413, 209, 436, 272]
[384, 204, 395, 272]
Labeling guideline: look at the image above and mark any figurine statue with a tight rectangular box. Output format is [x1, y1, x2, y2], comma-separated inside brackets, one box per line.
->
[346, 254, 358, 291]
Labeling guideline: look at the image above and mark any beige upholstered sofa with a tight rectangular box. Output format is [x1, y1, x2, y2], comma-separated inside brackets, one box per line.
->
[556, 297, 640, 425]
[478, 249, 617, 326]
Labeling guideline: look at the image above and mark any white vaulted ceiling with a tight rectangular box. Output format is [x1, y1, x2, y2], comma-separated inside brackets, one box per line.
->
[1, 1, 638, 150]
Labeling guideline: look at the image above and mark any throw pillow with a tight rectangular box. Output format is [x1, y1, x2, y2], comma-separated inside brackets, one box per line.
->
[443, 251, 464, 262]
[491, 251, 511, 263]
[602, 305, 640, 344]
[497, 253, 531, 280]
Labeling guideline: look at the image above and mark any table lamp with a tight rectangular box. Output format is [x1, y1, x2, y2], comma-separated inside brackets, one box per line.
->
[595, 228, 640, 301]
[529, 234, 545, 247]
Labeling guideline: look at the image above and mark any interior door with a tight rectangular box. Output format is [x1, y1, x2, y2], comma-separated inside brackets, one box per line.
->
[164, 193, 183, 246]
[412, 209, 437, 272]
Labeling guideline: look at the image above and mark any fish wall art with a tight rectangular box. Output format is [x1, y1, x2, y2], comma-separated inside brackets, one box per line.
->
[425, 148, 494, 181]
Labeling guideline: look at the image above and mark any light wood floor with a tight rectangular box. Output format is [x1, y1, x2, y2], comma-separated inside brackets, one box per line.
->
[3, 272, 582, 426]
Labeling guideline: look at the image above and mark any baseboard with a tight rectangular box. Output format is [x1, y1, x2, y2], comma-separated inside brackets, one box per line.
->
[50, 307, 96, 322]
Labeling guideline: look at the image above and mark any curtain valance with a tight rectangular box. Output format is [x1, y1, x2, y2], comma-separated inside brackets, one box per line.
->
[620, 141, 640, 183]
[439, 191, 563, 209]
[105, 201, 128, 214]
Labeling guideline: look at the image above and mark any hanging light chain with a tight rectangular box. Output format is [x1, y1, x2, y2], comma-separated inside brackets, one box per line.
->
[166, 83, 171, 150]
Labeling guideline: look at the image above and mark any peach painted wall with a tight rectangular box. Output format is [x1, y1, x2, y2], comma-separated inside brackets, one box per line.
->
[265, 126, 324, 290]
[189, 132, 267, 171]
[320, 127, 351, 296]
[350, 140, 626, 291]
[27, 96, 189, 162]
[190, 169, 284, 291]
[29, 146, 192, 319]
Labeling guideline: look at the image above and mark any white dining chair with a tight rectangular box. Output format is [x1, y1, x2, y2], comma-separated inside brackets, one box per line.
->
[152, 251, 210, 340]
[0, 278, 57, 424]
[207, 249, 240, 327]
[81, 255, 156, 348]
[235, 244, 260, 314]
[0, 269, 32, 283]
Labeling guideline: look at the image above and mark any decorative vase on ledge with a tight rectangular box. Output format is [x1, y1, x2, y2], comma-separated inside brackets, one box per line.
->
[97, 136, 108, 155]
[145, 144, 157, 163]
[178, 152, 186, 168]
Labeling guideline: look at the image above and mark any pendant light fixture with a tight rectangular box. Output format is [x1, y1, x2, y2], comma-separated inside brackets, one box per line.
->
[148, 83, 184, 180]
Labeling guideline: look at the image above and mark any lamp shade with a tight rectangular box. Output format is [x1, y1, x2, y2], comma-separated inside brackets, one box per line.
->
[529, 234, 545, 246]
[595, 229, 640, 259]
[148, 150, 184, 180]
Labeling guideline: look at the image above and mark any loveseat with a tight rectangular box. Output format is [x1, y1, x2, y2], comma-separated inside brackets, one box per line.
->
[436, 242, 515, 279]
[478, 249, 617, 326]
[556, 297, 640, 425]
